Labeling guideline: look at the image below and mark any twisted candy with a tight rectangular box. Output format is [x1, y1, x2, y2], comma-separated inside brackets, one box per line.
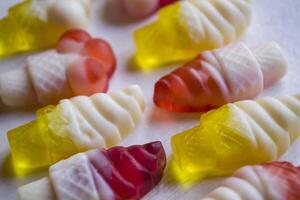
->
[8, 85, 145, 170]
[0, 0, 91, 57]
[0, 29, 116, 107]
[171, 95, 300, 178]
[134, 0, 252, 68]
[154, 42, 287, 112]
[120, 0, 178, 19]
[202, 162, 300, 200]
[18, 141, 166, 200]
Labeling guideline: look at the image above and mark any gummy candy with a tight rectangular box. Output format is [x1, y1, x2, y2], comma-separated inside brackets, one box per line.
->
[7, 85, 145, 171]
[133, 0, 252, 69]
[202, 162, 300, 200]
[18, 141, 166, 200]
[0, 0, 91, 58]
[0, 29, 116, 107]
[120, 0, 178, 19]
[154, 42, 287, 112]
[171, 95, 300, 179]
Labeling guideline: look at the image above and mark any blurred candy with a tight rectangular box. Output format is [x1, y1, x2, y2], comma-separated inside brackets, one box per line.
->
[171, 95, 300, 179]
[202, 162, 300, 200]
[18, 141, 166, 200]
[134, 0, 252, 69]
[0, 0, 91, 57]
[0, 29, 116, 107]
[7, 85, 145, 170]
[154, 42, 288, 112]
[121, 0, 178, 19]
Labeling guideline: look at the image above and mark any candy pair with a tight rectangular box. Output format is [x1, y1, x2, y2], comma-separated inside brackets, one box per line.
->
[18, 141, 166, 200]
[171, 94, 300, 179]
[154, 42, 287, 112]
[0, 29, 116, 107]
[0, 0, 91, 57]
[8, 85, 145, 170]
[134, 0, 252, 68]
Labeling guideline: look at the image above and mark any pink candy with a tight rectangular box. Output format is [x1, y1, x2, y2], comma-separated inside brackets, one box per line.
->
[57, 29, 116, 96]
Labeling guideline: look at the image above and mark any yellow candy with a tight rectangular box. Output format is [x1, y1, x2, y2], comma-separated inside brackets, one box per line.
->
[0, 0, 90, 58]
[171, 95, 300, 181]
[7, 85, 145, 174]
[0, 1, 64, 57]
[133, 0, 252, 70]
[7, 105, 78, 171]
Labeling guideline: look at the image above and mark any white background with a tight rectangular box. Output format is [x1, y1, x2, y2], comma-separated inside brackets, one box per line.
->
[0, 0, 300, 199]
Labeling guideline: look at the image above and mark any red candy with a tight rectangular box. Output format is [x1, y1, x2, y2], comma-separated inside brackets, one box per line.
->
[262, 162, 300, 200]
[67, 57, 108, 96]
[89, 141, 166, 200]
[57, 29, 91, 53]
[57, 29, 116, 96]
[154, 55, 225, 112]
[159, 0, 178, 7]
[81, 39, 116, 77]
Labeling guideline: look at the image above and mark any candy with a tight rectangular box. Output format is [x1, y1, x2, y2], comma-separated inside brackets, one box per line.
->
[120, 0, 178, 19]
[18, 141, 166, 200]
[154, 42, 288, 112]
[0, 29, 116, 107]
[171, 95, 300, 179]
[7, 85, 145, 171]
[202, 162, 300, 200]
[133, 0, 252, 69]
[0, 0, 91, 58]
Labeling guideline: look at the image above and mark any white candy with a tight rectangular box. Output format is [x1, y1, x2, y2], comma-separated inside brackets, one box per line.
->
[202, 165, 286, 200]
[0, 50, 79, 106]
[31, 0, 91, 28]
[180, 0, 252, 47]
[198, 42, 287, 103]
[54, 85, 145, 150]
[231, 95, 300, 160]
[18, 151, 116, 200]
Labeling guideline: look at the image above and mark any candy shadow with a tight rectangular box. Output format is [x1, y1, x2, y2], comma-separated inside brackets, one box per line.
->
[164, 156, 224, 191]
[126, 55, 182, 73]
[1, 154, 48, 178]
[149, 106, 202, 124]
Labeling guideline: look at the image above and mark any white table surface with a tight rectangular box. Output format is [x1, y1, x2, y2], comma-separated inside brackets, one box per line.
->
[0, 0, 300, 199]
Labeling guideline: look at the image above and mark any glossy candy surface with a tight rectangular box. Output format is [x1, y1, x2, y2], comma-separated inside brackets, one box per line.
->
[171, 95, 300, 180]
[7, 85, 145, 171]
[120, 0, 178, 19]
[154, 42, 288, 112]
[0, 0, 91, 58]
[202, 162, 300, 200]
[134, 0, 252, 69]
[0, 29, 116, 107]
[18, 141, 166, 200]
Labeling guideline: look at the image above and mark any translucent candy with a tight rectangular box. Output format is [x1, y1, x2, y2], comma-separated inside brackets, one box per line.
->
[133, 0, 252, 69]
[154, 42, 287, 112]
[0, 29, 116, 107]
[202, 162, 300, 200]
[7, 85, 145, 171]
[171, 95, 300, 180]
[0, 0, 90, 58]
[18, 141, 166, 200]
